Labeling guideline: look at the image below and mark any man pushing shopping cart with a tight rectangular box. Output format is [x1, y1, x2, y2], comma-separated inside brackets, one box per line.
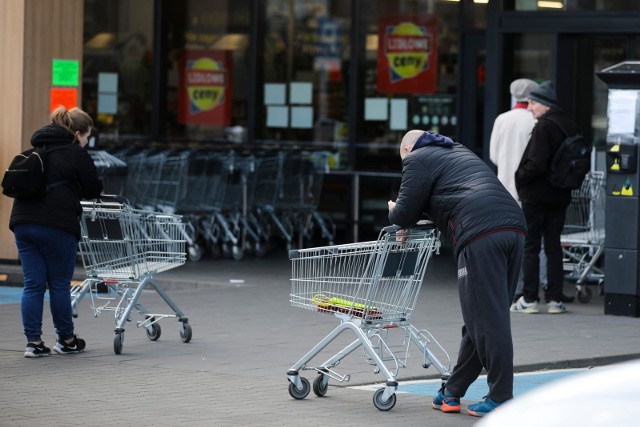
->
[388, 130, 526, 417]
[286, 130, 526, 416]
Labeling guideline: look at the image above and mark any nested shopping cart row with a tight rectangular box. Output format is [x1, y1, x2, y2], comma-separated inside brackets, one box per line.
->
[90, 148, 336, 261]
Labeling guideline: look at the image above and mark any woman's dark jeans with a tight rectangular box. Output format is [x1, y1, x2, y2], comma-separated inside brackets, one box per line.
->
[13, 224, 78, 343]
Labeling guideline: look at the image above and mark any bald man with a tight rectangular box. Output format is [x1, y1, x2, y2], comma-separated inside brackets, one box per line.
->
[388, 130, 526, 417]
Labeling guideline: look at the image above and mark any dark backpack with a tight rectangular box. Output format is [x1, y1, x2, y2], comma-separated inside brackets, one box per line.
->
[545, 117, 591, 190]
[2, 145, 67, 199]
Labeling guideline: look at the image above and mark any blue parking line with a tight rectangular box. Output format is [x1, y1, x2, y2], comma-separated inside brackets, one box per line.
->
[396, 369, 584, 401]
[0, 286, 49, 305]
[352, 368, 586, 401]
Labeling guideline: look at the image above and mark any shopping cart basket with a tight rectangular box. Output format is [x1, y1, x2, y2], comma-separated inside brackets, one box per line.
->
[71, 197, 192, 354]
[286, 224, 450, 411]
[561, 171, 605, 303]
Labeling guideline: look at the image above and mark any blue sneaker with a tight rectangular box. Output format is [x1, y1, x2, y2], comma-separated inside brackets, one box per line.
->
[432, 386, 460, 413]
[467, 396, 502, 417]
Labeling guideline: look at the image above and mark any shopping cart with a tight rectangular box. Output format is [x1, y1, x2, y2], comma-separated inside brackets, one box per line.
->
[88, 150, 128, 196]
[561, 171, 606, 303]
[71, 197, 192, 354]
[286, 224, 450, 411]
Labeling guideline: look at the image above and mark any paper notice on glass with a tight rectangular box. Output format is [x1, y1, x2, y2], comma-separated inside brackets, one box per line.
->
[290, 82, 313, 104]
[290, 106, 313, 128]
[267, 105, 288, 127]
[608, 89, 638, 135]
[98, 72, 118, 93]
[365, 98, 388, 120]
[98, 93, 118, 114]
[390, 98, 408, 130]
[264, 83, 286, 105]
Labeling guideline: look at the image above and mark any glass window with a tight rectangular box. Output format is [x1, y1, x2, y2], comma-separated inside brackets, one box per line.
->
[258, 0, 351, 156]
[355, 0, 462, 171]
[83, 0, 154, 141]
[507, 33, 552, 82]
[164, 0, 252, 143]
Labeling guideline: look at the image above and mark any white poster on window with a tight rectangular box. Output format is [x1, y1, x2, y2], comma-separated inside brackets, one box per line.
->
[390, 98, 408, 130]
[98, 93, 118, 115]
[264, 83, 286, 105]
[365, 98, 388, 121]
[290, 82, 313, 104]
[98, 72, 118, 114]
[267, 105, 288, 127]
[98, 72, 118, 93]
[290, 106, 313, 128]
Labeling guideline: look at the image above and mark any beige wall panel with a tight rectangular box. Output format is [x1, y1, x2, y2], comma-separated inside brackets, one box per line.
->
[22, 0, 84, 147]
[0, 0, 26, 260]
[0, 0, 83, 261]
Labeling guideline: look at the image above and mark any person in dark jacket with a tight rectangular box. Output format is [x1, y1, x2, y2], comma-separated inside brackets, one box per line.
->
[388, 130, 526, 417]
[513, 81, 577, 315]
[9, 106, 103, 357]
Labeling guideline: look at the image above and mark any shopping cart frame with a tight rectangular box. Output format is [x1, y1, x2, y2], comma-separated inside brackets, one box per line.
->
[71, 197, 192, 354]
[561, 171, 605, 303]
[285, 224, 450, 411]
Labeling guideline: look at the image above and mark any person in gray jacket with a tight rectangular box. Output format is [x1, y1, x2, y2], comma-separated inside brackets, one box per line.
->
[388, 130, 526, 417]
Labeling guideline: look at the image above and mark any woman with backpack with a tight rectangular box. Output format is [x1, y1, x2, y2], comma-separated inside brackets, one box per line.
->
[9, 106, 103, 357]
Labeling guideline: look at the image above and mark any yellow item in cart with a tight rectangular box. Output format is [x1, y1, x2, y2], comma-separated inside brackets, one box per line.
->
[311, 294, 380, 318]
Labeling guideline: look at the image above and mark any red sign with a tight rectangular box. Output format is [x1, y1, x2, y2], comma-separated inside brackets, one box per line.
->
[178, 50, 232, 125]
[377, 15, 438, 94]
[50, 88, 78, 112]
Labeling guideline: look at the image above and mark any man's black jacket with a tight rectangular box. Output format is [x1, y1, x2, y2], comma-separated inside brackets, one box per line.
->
[389, 132, 526, 257]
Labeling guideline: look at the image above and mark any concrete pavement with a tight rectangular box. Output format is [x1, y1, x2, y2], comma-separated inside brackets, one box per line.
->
[1, 251, 639, 426]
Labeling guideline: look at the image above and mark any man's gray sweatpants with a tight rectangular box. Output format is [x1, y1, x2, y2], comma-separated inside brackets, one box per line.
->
[444, 230, 524, 403]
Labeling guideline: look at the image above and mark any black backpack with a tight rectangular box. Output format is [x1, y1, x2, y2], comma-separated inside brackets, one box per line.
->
[545, 116, 591, 190]
[2, 145, 67, 199]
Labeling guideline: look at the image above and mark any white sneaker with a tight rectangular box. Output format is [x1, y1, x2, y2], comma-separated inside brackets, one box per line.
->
[510, 296, 539, 314]
[547, 300, 567, 314]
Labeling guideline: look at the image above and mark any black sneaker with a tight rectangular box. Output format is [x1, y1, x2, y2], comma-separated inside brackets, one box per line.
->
[24, 342, 51, 358]
[53, 335, 86, 354]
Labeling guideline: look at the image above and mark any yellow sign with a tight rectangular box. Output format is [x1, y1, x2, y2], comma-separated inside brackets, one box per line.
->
[186, 57, 225, 114]
[611, 159, 620, 171]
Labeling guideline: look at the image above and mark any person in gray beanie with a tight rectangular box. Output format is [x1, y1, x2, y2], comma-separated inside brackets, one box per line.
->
[490, 78, 551, 306]
[527, 80, 559, 109]
[513, 80, 579, 314]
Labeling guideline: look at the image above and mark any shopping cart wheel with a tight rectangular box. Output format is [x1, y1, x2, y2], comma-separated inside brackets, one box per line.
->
[232, 245, 244, 261]
[288, 377, 310, 400]
[187, 243, 203, 263]
[146, 318, 161, 341]
[254, 241, 268, 258]
[312, 374, 329, 397]
[114, 333, 124, 355]
[577, 286, 592, 303]
[180, 322, 192, 343]
[372, 388, 396, 411]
